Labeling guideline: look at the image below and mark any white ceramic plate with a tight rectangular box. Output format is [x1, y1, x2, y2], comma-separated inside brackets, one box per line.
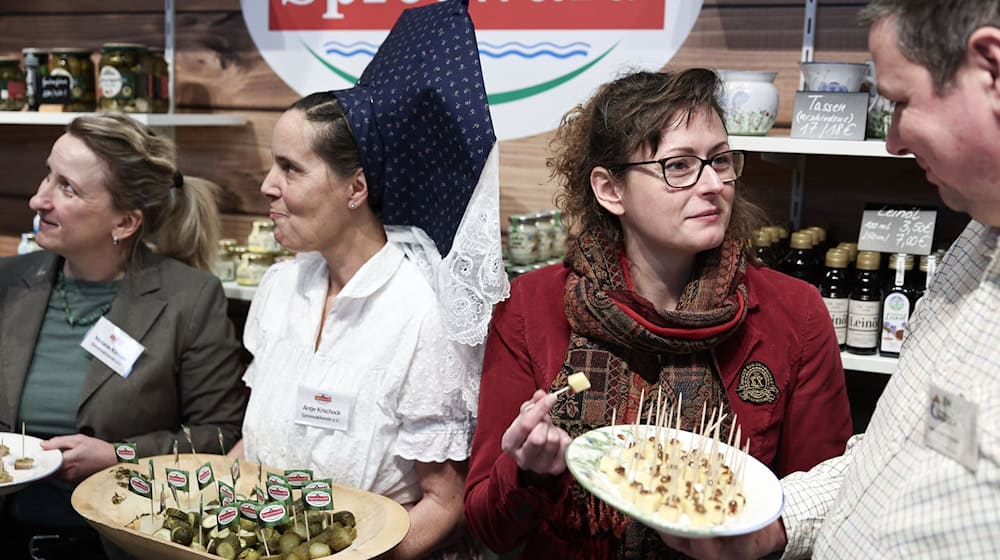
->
[565, 425, 783, 538]
[0, 432, 64, 496]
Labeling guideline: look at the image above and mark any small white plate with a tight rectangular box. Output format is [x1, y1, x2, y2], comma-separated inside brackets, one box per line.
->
[565, 425, 783, 538]
[0, 432, 64, 496]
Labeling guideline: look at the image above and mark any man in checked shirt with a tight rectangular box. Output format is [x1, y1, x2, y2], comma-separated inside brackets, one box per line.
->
[662, 1, 1000, 558]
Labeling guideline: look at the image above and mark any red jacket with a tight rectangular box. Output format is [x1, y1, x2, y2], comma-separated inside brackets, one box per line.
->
[465, 262, 851, 558]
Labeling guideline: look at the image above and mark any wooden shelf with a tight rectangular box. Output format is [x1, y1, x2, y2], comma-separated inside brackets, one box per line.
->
[222, 282, 256, 301]
[0, 112, 246, 127]
[729, 135, 912, 158]
[841, 351, 897, 375]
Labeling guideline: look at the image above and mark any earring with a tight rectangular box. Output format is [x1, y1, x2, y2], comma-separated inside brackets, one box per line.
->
[112, 235, 120, 246]
[348, 201, 357, 210]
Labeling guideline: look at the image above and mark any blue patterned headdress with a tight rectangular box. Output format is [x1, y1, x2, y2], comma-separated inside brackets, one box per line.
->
[333, 0, 494, 256]
[332, 0, 508, 347]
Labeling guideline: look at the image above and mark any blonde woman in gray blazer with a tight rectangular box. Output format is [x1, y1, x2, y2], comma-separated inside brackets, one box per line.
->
[0, 114, 245, 559]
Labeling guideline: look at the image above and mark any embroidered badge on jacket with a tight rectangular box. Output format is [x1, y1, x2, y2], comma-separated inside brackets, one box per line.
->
[736, 361, 779, 404]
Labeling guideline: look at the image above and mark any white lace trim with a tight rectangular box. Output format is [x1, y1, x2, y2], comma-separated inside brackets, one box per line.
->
[396, 420, 473, 463]
[386, 144, 510, 346]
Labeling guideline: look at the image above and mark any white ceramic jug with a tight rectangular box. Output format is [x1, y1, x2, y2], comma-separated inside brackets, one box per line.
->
[717, 70, 779, 136]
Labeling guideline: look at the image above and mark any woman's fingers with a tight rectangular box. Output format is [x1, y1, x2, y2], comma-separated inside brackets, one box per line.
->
[508, 415, 571, 475]
[503, 390, 556, 452]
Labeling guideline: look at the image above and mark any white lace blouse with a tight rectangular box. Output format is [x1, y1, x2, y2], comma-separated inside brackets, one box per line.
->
[241, 240, 483, 506]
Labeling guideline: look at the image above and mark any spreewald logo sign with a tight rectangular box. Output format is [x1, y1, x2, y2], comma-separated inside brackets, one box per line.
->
[243, 0, 702, 140]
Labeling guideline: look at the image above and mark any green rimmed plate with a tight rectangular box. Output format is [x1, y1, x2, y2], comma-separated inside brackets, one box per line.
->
[565, 425, 783, 538]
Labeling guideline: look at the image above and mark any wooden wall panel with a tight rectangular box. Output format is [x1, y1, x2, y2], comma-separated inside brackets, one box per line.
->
[0, 1, 236, 13]
[0, 126, 61, 200]
[0, 2, 971, 256]
[0, 195, 35, 235]
[664, 5, 869, 128]
[0, 234, 19, 257]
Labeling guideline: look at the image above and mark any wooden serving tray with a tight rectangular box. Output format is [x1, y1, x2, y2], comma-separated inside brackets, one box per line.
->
[71, 454, 409, 559]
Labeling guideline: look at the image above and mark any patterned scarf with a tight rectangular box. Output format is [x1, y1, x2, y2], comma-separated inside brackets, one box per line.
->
[552, 229, 748, 559]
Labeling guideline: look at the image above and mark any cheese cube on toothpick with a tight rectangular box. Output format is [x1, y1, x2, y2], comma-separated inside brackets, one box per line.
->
[553, 372, 591, 397]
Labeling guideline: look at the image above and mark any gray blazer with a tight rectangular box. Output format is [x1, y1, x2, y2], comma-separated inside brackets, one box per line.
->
[0, 249, 246, 457]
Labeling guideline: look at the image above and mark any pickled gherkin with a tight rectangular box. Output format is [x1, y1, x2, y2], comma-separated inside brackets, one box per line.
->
[128, 507, 359, 558]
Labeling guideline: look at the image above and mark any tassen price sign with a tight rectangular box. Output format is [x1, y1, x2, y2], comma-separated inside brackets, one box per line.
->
[791, 92, 868, 141]
[242, 0, 703, 141]
[858, 203, 936, 255]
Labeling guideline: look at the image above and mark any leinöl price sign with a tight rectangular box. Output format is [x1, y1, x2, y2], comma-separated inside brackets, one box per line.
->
[857, 204, 936, 255]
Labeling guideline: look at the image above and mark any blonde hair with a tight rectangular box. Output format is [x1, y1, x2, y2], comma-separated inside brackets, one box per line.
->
[67, 114, 221, 271]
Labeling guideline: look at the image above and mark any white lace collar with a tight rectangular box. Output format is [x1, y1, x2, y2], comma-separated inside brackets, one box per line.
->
[388, 144, 509, 346]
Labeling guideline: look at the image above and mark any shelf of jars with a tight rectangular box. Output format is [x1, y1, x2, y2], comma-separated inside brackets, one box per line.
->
[0, 112, 246, 127]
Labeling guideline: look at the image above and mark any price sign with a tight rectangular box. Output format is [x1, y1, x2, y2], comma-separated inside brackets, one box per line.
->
[791, 92, 868, 141]
[858, 204, 936, 255]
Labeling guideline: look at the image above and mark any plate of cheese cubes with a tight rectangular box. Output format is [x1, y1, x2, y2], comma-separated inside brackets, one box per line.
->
[565, 404, 783, 538]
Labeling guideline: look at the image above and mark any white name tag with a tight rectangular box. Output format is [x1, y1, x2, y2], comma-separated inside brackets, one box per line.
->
[80, 316, 145, 378]
[294, 384, 353, 432]
[925, 384, 979, 472]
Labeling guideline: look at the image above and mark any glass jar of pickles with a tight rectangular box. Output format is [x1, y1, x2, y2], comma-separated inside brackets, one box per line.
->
[236, 252, 274, 287]
[147, 47, 169, 113]
[508, 215, 537, 265]
[551, 210, 568, 258]
[212, 239, 239, 282]
[533, 211, 556, 261]
[22, 48, 47, 110]
[99, 43, 149, 113]
[48, 48, 96, 111]
[247, 220, 281, 254]
[0, 57, 26, 111]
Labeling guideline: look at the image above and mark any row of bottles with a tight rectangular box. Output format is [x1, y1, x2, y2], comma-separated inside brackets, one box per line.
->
[755, 225, 846, 286]
[821, 249, 939, 358]
[755, 222, 942, 359]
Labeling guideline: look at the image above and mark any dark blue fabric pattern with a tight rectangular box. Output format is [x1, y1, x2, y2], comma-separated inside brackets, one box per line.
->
[333, 0, 495, 256]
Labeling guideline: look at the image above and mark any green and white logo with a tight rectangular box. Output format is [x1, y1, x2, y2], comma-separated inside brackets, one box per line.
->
[242, 1, 702, 140]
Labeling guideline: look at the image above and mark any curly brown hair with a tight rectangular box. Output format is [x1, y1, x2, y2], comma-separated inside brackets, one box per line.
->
[549, 68, 764, 254]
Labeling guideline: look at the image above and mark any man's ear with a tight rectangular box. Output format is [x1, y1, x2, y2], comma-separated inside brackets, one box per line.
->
[112, 209, 143, 243]
[591, 166, 625, 216]
[967, 26, 1000, 115]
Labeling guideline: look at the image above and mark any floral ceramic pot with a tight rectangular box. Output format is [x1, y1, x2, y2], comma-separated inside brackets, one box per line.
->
[717, 70, 778, 136]
[801, 62, 868, 92]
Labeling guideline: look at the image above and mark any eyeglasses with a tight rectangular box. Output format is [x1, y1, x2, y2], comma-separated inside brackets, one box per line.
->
[608, 150, 745, 189]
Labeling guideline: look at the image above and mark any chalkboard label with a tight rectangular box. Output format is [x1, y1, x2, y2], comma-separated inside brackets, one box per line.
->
[39, 75, 71, 105]
[791, 92, 868, 141]
[858, 204, 936, 255]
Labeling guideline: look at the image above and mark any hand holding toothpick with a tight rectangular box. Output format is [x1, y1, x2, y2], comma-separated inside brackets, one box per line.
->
[525, 372, 591, 413]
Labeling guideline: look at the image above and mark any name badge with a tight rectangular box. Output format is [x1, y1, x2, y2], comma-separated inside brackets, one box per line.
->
[925, 384, 979, 472]
[80, 316, 145, 378]
[294, 384, 353, 432]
